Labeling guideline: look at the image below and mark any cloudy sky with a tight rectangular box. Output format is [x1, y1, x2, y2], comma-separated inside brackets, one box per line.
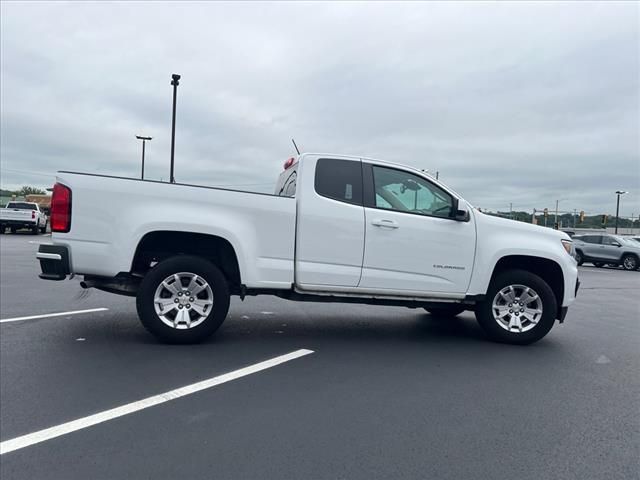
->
[1, 1, 638, 216]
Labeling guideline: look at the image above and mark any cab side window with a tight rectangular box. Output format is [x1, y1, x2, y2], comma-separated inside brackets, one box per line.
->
[371, 166, 453, 218]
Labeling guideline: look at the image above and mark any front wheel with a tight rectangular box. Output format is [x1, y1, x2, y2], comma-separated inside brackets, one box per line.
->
[621, 254, 638, 271]
[136, 255, 230, 344]
[475, 269, 557, 345]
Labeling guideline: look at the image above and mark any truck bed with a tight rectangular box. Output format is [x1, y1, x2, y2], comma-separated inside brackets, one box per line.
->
[53, 172, 297, 289]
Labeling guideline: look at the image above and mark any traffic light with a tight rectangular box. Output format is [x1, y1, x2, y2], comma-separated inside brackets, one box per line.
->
[580, 211, 585, 223]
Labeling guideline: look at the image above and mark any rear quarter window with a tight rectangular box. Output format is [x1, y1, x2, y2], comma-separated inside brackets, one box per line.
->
[314, 158, 363, 205]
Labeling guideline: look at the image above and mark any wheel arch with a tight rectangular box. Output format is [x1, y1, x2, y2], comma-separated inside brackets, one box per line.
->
[131, 231, 242, 294]
[490, 255, 564, 319]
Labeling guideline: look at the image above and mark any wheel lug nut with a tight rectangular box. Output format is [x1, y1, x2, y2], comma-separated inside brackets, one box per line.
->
[509, 309, 513, 313]
[186, 291, 191, 296]
[178, 292, 183, 296]
[508, 303, 512, 307]
[178, 305, 183, 309]
[174, 298, 179, 303]
[186, 304, 191, 309]
[189, 297, 194, 302]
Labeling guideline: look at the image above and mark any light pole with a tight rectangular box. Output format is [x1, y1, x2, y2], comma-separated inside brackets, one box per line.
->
[136, 136, 152, 179]
[169, 73, 181, 184]
[614, 190, 627, 234]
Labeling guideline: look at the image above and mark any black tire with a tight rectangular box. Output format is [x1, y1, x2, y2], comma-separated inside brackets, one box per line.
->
[621, 254, 638, 271]
[40, 222, 47, 234]
[574, 250, 584, 266]
[475, 269, 557, 345]
[136, 255, 230, 344]
[424, 305, 466, 317]
[31, 225, 39, 235]
[10, 227, 17, 234]
[593, 262, 605, 268]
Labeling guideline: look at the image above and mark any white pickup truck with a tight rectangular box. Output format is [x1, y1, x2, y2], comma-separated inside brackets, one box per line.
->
[37, 153, 579, 345]
[1, 201, 48, 234]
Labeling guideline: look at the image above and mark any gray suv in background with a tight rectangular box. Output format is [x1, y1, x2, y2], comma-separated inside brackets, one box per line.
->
[573, 233, 640, 270]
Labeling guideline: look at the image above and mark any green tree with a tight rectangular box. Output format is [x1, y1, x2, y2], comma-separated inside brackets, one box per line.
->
[17, 185, 46, 196]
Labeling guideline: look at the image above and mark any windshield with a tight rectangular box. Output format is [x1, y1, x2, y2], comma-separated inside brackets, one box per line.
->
[6, 202, 37, 210]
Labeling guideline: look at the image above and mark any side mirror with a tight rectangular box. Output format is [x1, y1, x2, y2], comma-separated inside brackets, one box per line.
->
[612, 242, 621, 247]
[455, 208, 470, 222]
[451, 198, 470, 222]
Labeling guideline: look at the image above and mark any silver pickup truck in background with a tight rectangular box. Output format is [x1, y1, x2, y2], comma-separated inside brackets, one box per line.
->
[0, 201, 48, 234]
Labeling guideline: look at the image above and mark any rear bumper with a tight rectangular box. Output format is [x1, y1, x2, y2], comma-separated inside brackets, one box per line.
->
[1, 220, 37, 228]
[37, 244, 71, 280]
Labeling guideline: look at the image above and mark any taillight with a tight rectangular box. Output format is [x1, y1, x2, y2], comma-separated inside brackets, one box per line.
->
[32, 210, 36, 219]
[51, 182, 72, 232]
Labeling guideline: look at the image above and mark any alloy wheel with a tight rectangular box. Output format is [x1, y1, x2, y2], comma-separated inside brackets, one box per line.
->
[153, 272, 214, 329]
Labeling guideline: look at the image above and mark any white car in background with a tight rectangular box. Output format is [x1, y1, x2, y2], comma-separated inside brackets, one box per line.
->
[0, 201, 48, 234]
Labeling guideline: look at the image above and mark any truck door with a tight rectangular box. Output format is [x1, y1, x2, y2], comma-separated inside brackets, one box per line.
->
[295, 157, 365, 287]
[358, 163, 475, 294]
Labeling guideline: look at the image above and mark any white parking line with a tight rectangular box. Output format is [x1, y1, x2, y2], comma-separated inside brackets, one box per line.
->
[0, 348, 314, 455]
[0, 308, 109, 324]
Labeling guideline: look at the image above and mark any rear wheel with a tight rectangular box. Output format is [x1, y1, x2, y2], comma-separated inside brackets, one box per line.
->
[475, 269, 557, 345]
[621, 254, 638, 271]
[136, 255, 230, 344]
[40, 221, 47, 234]
[31, 225, 39, 235]
[424, 305, 466, 317]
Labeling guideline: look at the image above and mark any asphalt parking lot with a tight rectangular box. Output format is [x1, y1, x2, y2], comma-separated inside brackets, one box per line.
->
[1, 233, 639, 480]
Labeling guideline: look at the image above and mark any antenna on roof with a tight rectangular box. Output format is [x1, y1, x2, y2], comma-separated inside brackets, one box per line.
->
[291, 138, 301, 155]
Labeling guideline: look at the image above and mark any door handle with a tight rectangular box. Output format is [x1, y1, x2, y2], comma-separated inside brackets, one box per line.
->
[371, 219, 399, 229]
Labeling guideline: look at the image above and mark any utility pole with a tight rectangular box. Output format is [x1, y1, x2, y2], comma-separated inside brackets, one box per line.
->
[510, 203, 513, 220]
[169, 74, 181, 184]
[614, 191, 627, 234]
[436, 171, 439, 180]
[554, 200, 559, 229]
[136, 135, 152, 179]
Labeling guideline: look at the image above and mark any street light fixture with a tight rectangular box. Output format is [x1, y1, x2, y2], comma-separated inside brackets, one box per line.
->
[169, 73, 181, 184]
[614, 190, 628, 234]
[136, 135, 152, 179]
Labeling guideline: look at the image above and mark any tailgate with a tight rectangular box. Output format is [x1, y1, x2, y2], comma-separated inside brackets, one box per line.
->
[0, 209, 33, 221]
